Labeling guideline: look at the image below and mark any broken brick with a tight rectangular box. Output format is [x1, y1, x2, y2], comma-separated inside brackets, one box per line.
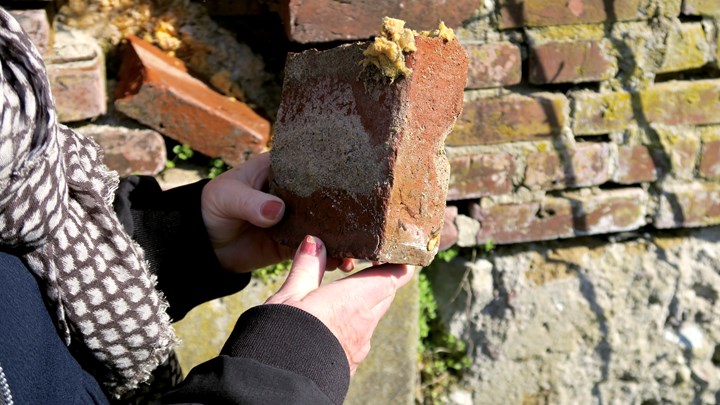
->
[269, 36, 468, 266]
[114, 35, 269, 167]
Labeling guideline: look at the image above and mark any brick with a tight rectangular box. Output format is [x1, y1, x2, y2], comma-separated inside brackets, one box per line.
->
[524, 143, 611, 190]
[281, 0, 479, 43]
[683, 0, 720, 15]
[8, 9, 51, 55]
[46, 27, 106, 123]
[269, 36, 468, 266]
[528, 39, 616, 84]
[572, 90, 634, 135]
[699, 128, 720, 178]
[498, 0, 644, 29]
[654, 182, 720, 228]
[658, 22, 711, 73]
[471, 198, 574, 244]
[570, 188, 648, 235]
[614, 145, 663, 184]
[447, 92, 568, 146]
[464, 41, 522, 89]
[656, 126, 701, 180]
[639, 80, 720, 126]
[439, 206, 458, 251]
[76, 125, 167, 176]
[202, 0, 265, 15]
[446, 153, 515, 200]
[115, 35, 269, 167]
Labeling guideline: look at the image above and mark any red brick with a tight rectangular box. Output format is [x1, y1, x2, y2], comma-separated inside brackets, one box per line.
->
[570, 188, 647, 235]
[114, 35, 269, 167]
[498, 0, 644, 29]
[524, 143, 611, 190]
[464, 41, 522, 89]
[281, 0, 479, 43]
[77, 125, 167, 176]
[683, 0, 720, 16]
[439, 206, 459, 251]
[571, 90, 634, 135]
[639, 80, 720, 127]
[269, 36, 468, 265]
[447, 92, 568, 145]
[9, 9, 51, 56]
[46, 28, 106, 123]
[529, 39, 616, 84]
[699, 138, 720, 178]
[447, 153, 515, 200]
[202, 0, 265, 15]
[471, 199, 574, 244]
[654, 183, 720, 228]
[614, 145, 662, 184]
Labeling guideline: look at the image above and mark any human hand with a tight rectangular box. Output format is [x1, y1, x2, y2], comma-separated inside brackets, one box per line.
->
[201, 153, 353, 273]
[265, 235, 415, 375]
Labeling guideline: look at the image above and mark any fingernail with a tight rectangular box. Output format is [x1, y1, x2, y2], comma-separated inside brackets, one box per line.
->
[261, 200, 284, 221]
[300, 235, 319, 256]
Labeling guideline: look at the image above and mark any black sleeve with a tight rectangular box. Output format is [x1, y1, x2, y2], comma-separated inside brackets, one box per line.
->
[113, 175, 251, 322]
[159, 304, 350, 405]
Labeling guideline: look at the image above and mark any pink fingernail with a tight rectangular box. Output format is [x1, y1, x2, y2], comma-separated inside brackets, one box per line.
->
[300, 235, 319, 256]
[261, 200, 284, 221]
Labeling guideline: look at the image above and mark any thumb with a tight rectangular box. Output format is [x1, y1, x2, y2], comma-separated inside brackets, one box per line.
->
[269, 235, 327, 301]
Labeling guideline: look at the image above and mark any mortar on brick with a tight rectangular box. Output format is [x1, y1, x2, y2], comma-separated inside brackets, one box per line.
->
[658, 22, 712, 73]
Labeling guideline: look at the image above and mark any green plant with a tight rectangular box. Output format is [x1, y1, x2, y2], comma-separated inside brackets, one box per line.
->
[417, 246, 471, 404]
[208, 158, 230, 179]
[165, 143, 194, 169]
[252, 260, 291, 284]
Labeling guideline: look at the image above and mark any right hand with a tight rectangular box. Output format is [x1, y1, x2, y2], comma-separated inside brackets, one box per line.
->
[265, 235, 415, 375]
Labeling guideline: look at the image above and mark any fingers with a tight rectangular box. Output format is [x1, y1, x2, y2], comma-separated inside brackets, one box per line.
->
[269, 235, 327, 301]
[321, 264, 415, 307]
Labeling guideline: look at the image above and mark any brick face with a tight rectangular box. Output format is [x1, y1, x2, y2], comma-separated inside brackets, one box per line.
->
[447, 93, 568, 145]
[699, 138, 720, 178]
[570, 188, 648, 235]
[529, 39, 616, 84]
[640, 80, 720, 126]
[654, 183, 720, 228]
[683, 0, 720, 15]
[658, 23, 711, 73]
[614, 145, 662, 184]
[572, 91, 634, 135]
[472, 199, 575, 244]
[464, 41, 522, 89]
[498, 0, 644, 29]
[447, 153, 515, 200]
[524, 143, 611, 190]
[656, 127, 701, 180]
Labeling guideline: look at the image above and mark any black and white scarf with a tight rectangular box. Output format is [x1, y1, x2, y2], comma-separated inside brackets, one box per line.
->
[0, 8, 176, 397]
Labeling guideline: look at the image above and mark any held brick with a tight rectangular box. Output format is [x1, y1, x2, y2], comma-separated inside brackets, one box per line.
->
[524, 143, 611, 190]
[498, 0, 644, 29]
[76, 125, 167, 176]
[114, 35, 269, 167]
[269, 36, 468, 266]
[471, 199, 574, 245]
[654, 182, 720, 228]
[571, 90, 635, 135]
[281, 0, 479, 43]
[658, 22, 712, 73]
[447, 153, 515, 200]
[683, 0, 720, 16]
[614, 145, 663, 184]
[639, 79, 720, 126]
[464, 41, 522, 89]
[570, 188, 648, 236]
[46, 28, 106, 123]
[528, 39, 616, 84]
[447, 92, 568, 145]
[9, 9, 51, 56]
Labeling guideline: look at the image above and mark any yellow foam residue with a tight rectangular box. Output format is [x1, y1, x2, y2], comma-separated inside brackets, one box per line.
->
[362, 17, 456, 82]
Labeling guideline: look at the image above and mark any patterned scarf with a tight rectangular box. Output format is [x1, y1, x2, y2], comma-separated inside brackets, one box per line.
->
[0, 8, 176, 397]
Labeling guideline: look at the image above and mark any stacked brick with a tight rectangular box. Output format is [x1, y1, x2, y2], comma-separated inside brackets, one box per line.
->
[438, 0, 720, 248]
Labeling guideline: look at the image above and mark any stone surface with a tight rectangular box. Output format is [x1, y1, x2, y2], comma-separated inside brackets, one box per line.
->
[658, 22, 712, 73]
[8, 9, 51, 55]
[281, 0, 479, 43]
[654, 182, 720, 228]
[447, 92, 568, 145]
[447, 152, 515, 200]
[639, 79, 720, 127]
[114, 35, 270, 167]
[571, 90, 635, 135]
[269, 36, 468, 266]
[523, 143, 611, 190]
[614, 145, 662, 184]
[464, 41, 522, 89]
[429, 226, 720, 403]
[46, 27, 107, 123]
[528, 38, 616, 84]
[76, 125, 167, 176]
